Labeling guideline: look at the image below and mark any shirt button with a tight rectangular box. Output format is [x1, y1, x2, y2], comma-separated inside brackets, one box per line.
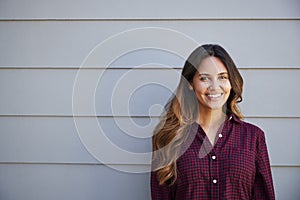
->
[218, 133, 223, 138]
[212, 155, 216, 160]
[212, 179, 218, 184]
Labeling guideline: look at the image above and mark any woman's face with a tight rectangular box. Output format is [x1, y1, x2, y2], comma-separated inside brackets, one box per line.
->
[191, 56, 232, 111]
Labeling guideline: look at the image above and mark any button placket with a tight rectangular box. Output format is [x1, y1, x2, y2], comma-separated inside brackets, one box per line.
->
[210, 152, 219, 185]
[210, 151, 219, 199]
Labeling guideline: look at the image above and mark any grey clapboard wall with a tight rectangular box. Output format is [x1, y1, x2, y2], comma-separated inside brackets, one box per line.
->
[0, 0, 300, 199]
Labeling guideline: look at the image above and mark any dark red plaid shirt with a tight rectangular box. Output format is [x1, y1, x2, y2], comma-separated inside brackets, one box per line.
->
[151, 114, 275, 199]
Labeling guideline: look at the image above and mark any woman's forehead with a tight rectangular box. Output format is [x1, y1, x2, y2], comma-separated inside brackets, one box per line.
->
[197, 56, 228, 74]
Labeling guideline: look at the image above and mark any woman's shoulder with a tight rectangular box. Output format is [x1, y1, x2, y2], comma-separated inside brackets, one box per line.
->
[231, 115, 265, 138]
[239, 122, 266, 142]
[241, 121, 264, 132]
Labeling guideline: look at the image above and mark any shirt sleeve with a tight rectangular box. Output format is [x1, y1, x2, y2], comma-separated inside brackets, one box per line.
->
[252, 130, 275, 200]
[151, 171, 173, 200]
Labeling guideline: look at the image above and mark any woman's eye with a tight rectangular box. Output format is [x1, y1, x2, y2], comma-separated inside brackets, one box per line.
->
[219, 75, 228, 80]
[200, 77, 209, 81]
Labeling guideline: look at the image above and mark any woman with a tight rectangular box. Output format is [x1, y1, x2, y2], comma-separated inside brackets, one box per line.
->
[151, 44, 275, 199]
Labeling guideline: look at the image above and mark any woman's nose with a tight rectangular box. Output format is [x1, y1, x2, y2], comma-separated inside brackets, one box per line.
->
[208, 79, 220, 90]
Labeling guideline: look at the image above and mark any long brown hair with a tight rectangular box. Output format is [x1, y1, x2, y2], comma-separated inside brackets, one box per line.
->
[152, 44, 244, 186]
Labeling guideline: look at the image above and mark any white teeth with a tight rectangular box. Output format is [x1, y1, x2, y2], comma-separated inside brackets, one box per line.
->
[207, 94, 222, 98]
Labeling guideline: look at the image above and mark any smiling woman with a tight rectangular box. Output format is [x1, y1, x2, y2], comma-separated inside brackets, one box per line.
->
[151, 44, 275, 200]
[192, 57, 231, 109]
[191, 56, 233, 144]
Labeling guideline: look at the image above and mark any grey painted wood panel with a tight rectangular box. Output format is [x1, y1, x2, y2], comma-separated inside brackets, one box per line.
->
[240, 69, 300, 117]
[272, 167, 300, 200]
[0, 116, 97, 163]
[0, 69, 299, 117]
[0, 20, 299, 67]
[244, 118, 300, 166]
[0, 0, 299, 19]
[0, 163, 151, 200]
[0, 116, 299, 165]
[0, 164, 299, 200]
[1, 1, 298, 200]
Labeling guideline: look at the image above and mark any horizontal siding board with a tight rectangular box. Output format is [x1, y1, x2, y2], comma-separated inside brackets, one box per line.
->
[0, 0, 299, 19]
[0, 164, 299, 200]
[239, 69, 300, 117]
[0, 69, 76, 115]
[245, 118, 300, 166]
[0, 163, 151, 200]
[0, 116, 154, 164]
[0, 20, 300, 67]
[1, 66, 300, 70]
[0, 116, 299, 165]
[0, 116, 97, 163]
[272, 167, 300, 200]
[0, 69, 299, 117]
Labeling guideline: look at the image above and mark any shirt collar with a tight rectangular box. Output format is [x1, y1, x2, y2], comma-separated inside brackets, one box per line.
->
[228, 113, 243, 124]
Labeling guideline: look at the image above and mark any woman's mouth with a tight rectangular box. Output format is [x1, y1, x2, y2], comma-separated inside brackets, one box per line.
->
[207, 93, 222, 99]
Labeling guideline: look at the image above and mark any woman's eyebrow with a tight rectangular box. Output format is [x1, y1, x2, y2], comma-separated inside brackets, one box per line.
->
[219, 72, 228, 75]
[198, 73, 210, 76]
[198, 72, 228, 76]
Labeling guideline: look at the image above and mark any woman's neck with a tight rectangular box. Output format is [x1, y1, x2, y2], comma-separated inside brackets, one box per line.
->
[197, 108, 227, 145]
[197, 108, 227, 129]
